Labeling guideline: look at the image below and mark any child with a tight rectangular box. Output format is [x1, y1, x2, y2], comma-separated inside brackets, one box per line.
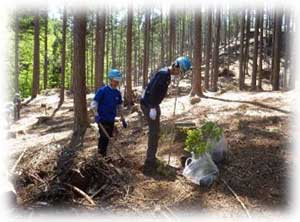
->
[91, 69, 127, 157]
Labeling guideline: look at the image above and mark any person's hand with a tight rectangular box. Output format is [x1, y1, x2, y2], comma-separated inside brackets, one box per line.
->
[121, 118, 128, 128]
[149, 108, 157, 120]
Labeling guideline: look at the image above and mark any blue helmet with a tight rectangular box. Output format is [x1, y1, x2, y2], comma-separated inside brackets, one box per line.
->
[108, 69, 122, 82]
[175, 56, 192, 73]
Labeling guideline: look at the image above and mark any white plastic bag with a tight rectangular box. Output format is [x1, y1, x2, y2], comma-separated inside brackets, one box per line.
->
[183, 152, 219, 186]
[209, 134, 227, 164]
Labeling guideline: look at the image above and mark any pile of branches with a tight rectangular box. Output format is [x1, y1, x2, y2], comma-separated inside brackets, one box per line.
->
[11, 144, 130, 210]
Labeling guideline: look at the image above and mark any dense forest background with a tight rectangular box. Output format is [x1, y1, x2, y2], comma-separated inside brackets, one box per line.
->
[7, 4, 296, 101]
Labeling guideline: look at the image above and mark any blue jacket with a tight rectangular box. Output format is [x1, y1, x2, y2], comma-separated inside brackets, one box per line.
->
[141, 67, 171, 107]
[93, 85, 122, 123]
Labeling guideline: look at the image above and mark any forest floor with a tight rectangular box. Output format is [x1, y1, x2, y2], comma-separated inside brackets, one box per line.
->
[6, 72, 295, 219]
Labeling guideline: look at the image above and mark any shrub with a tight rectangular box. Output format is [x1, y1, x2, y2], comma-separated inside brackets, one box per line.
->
[184, 121, 223, 158]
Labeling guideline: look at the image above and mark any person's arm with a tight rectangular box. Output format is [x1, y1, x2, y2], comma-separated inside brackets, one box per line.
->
[147, 72, 169, 107]
[91, 88, 104, 114]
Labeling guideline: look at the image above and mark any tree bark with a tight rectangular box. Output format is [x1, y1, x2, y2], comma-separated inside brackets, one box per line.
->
[181, 10, 186, 55]
[239, 10, 245, 90]
[169, 6, 176, 64]
[90, 14, 94, 90]
[15, 13, 19, 94]
[133, 14, 138, 87]
[111, 15, 116, 68]
[72, 11, 88, 143]
[211, 9, 221, 92]
[235, 11, 239, 56]
[32, 12, 40, 99]
[142, 9, 151, 89]
[70, 25, 74, 93]
[272, 10, 282, 91]
[150, 20, 154, 72]
[251, 9, 260, 91]
[160, 9, 165, 66]
[204, 9, 212, 90]
[244, 9, 251, 76]
[43, 12, 48, 90]
[94, 9, 106, 91]
[105, 12, 109, 84]
[191, 10, 203, 97]
[59, 8, 67, 107]
[125, 6, 133, 106]
[283, 10, 290, 89]
[258, 9, 264, 90]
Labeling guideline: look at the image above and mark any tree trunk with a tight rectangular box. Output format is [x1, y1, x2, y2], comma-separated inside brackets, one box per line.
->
[189, 19, 194, 60]
[160, 9, 165, 66]
[70, 26, 74, 93]
[72, 11, 88, 144]
[15, 13, 19, 94]
[133, 16, 138, 87]
[150, 21, 154, 72]
[258, 9, 264, 90]
[181, 10, 185, 55]
[142, 9, 150, 89]
[105, 13, 109, 84]
[251, 9, 260, 91]
[137, 14, 142, 85]
[271, 10, 276, 81]
[169, 6, 176, 64]
[191, 10, 203, 97]
[288, 11, 296, 90]
[125, 6, 133, 106]
[244, 9, 251, 76]
[204, 9, 212, 90]
[117, 22, 124, 71]
[32, 12, 40, 99]
[267, 13, 271, 70]
[272, 10, 282, 91]
[136, 13, 141, 85]
[59, 8, 67, 107]
[224, 9, 227, 60]
[90, 14, 94, 91]
[227, 9, 231, 68]
[43, 12, 48, 90]
[94, 9, 106, 91]
[235, 11, 239, 56]
[111, 16, 116, 68]
[239, 10, 245, 90]
[86, 21, 89, 90]
[283, 11, 290, 89]
[211, 9, 221, 92]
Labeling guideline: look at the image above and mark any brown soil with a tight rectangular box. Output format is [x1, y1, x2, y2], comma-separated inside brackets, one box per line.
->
[6, 74, 293, 218]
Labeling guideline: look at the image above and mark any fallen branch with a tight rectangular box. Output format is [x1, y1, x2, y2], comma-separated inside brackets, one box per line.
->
[163, 205, 178, 221]
[221, 179, 252, 219]
[108, 163, 122, 176]
[11, 146, 29, 174]
[91, 184, 108, 199]
[64, 183, 96, 206]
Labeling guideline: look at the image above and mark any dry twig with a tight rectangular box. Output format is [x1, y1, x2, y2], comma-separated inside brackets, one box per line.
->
[221, 179, 252, 219]
[64, 183, 96, 206]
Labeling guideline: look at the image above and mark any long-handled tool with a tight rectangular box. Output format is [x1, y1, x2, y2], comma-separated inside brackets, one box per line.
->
[90, 109, 125, 160]
[168, 75, 182, 165]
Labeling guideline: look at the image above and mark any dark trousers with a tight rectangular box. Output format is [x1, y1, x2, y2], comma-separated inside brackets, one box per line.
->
[98, 122, 114, 156]
[141, 103, 161, 164]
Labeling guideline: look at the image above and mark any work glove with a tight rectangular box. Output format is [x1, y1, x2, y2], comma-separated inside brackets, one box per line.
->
[149, 108, 157, 120]
[90, 100, 98, 114]
[121, 118, 128, 128]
